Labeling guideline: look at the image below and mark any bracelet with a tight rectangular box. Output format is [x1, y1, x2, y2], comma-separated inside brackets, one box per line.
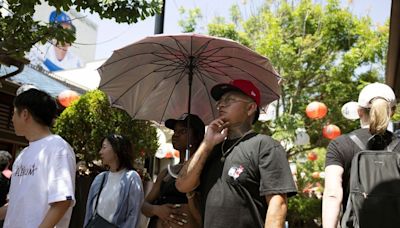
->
[186, 191, 196, 199]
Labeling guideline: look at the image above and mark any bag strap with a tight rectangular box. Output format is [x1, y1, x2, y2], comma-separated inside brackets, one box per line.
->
[348, 133, 366, 150]
[350, 132, 400, 152]
[386, 137, 400, 152]
[94, 173, 107, 212]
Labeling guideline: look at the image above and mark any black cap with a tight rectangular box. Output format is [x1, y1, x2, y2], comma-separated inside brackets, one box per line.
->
[165, 113, 205, 138]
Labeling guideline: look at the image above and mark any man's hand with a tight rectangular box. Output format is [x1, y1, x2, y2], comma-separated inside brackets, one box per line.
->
[203, 118, 229, 148]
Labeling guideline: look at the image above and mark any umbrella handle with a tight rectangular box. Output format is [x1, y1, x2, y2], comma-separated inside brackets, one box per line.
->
[185, 148, 190, 161]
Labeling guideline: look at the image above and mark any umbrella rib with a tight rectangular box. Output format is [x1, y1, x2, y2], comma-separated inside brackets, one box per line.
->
[159, 68, 188, 122]
[171, 36, 190, 56]
[199, 53, 279, 78]
[109, 63, 185, 104]
[196, 58, 280, 97]
[100, 48, 189, 88]
[193, 45, 281, 79]
[101, 41, 190, 68]
[192, 69, 223, 119]
[99, 44, 190, 86]
[151, 52, 187, 69]
[100, 58, 179, 88]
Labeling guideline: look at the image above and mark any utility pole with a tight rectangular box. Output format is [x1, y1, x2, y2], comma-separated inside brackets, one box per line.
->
[154, 0, 165, 34]
[146, 0, 166, 179]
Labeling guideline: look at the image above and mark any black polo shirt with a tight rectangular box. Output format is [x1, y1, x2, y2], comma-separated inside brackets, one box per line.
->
[199, 133, 297, 228]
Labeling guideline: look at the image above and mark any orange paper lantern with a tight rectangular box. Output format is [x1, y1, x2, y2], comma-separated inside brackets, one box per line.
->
[306, 101, 328, 119]
[164, 151, 173, 158]
[164, 150, 179, 159]
[58, 90, 80, 107]
[307, 152, 318, 161]
[323, 124, 341, 140]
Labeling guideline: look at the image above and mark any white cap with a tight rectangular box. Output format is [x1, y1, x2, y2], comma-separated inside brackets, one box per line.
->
[358, 82, 396, 108]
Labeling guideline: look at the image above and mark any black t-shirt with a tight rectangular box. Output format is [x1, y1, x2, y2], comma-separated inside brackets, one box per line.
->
[157, 167, 188, 205]
[199, 133, 297, 228]
[325, 128, 399, 208]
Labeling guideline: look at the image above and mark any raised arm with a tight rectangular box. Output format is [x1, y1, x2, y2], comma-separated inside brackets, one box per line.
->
[175, 142, 213, 193]
[176, 118, 228, 193]
[322, 165, 344, 228]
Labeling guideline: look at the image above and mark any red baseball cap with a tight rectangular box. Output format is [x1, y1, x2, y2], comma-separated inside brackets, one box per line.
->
[211, 79, 261, 106]
[211, 79, 260, 124]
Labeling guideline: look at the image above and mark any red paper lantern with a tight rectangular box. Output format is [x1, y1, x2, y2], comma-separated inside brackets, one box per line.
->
[164, 150, 179, 159]
[164, 151, 173, 158]
[58, 90, 80, 107]
[323, 124, 341, 140]
[307, 152, 318, 161]
[306, 101, 328, 119]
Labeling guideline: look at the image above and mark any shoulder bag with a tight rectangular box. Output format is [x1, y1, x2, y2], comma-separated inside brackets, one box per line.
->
[85, 173, 118, 228]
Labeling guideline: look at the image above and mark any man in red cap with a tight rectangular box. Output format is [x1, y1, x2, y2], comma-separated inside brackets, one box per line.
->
[176, 79, 297, 228]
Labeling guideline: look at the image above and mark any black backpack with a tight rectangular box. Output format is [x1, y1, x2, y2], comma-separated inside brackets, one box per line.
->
[341, 133, 400, 228]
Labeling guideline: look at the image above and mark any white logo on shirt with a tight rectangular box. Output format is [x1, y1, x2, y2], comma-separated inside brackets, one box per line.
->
[228, 165, 244, 180]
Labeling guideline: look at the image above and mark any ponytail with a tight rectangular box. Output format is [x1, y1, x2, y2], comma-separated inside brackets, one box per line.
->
[369, 98, 391, 135]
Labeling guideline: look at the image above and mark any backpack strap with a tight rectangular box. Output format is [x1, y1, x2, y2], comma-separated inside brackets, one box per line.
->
[386, 137, 400, 152]
[348, 133, 366, 150]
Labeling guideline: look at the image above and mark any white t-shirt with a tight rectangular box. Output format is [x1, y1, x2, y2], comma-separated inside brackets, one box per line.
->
[4, 135, 76, 228]
[96, 170, 124, 222]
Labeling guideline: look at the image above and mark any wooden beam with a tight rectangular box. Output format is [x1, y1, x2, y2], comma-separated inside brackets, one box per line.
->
[386, 0, 400, 98]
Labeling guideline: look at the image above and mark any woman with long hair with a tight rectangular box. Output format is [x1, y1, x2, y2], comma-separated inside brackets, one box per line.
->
[84, 134, 144, 228]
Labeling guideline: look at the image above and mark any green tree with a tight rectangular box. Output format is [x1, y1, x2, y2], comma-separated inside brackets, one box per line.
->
[0, 0, 162, 69]
[178, 6, 202, 33]
[201, 0, 388, 155]
[53, 90, 158, 167]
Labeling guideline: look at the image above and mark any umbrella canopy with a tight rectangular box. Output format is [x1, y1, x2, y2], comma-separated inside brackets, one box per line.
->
[98, 33, 281, 124]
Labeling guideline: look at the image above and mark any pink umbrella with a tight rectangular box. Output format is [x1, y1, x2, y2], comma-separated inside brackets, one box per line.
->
[98, 33, 281, 125]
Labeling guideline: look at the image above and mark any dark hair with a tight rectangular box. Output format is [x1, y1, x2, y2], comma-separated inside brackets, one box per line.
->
[102, 134, 134, 171]
[165, 114, 205, 149]
[188, 125, 204, 149]
[173, 121, 204, 150]
[13, 89, 57, 127]
[0, 151, 12, 171]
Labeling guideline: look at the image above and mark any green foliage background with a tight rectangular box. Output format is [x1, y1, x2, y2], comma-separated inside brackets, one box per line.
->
[53, 90, 158, 165]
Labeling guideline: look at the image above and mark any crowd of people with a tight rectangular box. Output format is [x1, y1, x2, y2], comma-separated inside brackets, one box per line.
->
[0, 79, 398, 228]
